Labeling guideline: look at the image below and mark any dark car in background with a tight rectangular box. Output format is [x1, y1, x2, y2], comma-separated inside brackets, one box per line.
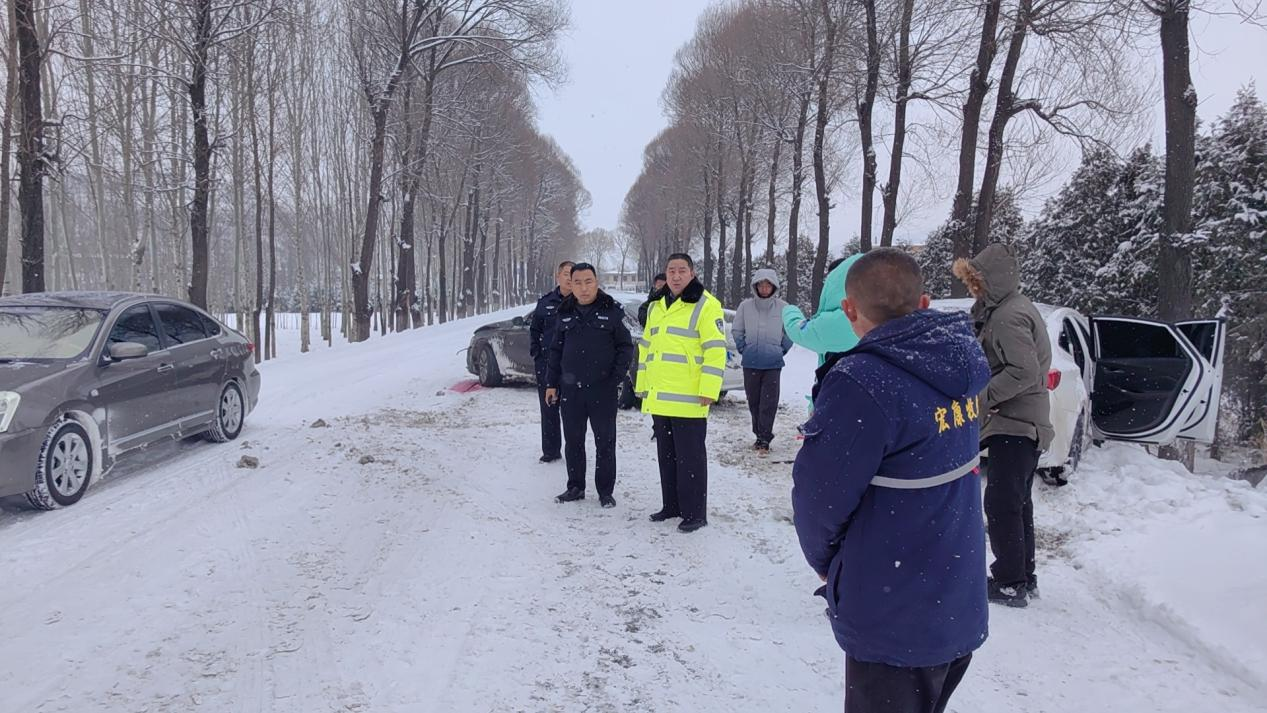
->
[465, 299, 744, 407]
[0, 292, 261, 510]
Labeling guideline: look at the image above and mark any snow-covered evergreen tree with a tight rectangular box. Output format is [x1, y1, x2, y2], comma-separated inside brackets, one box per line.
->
[1192, 86, 1267, 446]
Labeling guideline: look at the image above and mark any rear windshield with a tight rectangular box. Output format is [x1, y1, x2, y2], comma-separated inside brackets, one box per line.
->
[0, 307, 106, 361]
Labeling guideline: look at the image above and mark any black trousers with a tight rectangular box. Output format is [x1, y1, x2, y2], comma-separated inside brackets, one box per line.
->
[651, 416, 708, 522]
[984, 434, 1039, 587]
[560, 385, 618, 497]
[844, 654, 972, 713]
[742, 367, 782, 443]
[535, 365, 562, 460]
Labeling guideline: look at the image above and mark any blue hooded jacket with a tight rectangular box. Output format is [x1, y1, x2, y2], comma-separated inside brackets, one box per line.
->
[791, 309, 992, 667]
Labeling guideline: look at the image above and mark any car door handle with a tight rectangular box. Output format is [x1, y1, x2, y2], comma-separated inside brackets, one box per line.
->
[157, 363, 175, 374]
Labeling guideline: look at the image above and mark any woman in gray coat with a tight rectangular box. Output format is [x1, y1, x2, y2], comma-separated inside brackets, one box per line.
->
[733, 268, 794, 452]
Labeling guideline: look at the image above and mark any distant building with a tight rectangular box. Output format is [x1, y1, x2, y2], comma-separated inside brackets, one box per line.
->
[600, 270, 640, 291]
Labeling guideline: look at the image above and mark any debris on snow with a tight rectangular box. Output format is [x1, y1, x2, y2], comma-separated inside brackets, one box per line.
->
[236, 455, 260, 469]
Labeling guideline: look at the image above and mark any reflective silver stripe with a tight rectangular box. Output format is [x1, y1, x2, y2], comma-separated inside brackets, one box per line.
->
[638, 338, 651, 348]
[635, 392, 648, 399]
[650, 327, 660, 335]
[666, 326, 699, 338]
[655, 392, 702, 404]
[645, 353, 655, 362]
[695, 356, 705, 364]
[660, 353, 690, 364]
[700, 366, 725, 377]
[871, 457, 980, 490]
[636, 364, 647, 371]
[688, 299, 707, 330]
[701, 340, 727, 350]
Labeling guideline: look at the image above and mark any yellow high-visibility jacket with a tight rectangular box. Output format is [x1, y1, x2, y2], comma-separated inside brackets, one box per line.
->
[635, 279, 727, 418]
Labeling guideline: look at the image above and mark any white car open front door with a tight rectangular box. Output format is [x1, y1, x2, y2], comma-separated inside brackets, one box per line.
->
[1088, 316, 1224, 445]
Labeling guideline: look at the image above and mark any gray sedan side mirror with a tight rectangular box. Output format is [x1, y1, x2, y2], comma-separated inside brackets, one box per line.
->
[512, 316, 526, 328]
[108, 342, 149, 361]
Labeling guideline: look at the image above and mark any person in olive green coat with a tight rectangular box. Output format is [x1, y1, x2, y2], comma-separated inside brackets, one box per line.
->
[955, 243, 1053, 608]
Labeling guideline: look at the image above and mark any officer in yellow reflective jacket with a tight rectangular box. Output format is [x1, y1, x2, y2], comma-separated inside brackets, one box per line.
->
[634, 253, 727, 533]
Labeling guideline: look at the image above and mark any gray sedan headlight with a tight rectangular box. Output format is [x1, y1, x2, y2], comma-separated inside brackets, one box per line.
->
[0, 392, 19, 433]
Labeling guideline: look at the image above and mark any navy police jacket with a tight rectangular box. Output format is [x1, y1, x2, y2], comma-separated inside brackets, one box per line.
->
[792, 308, 992, 667]
[545, 291, 635, 391]
[530, 287, 566, 373]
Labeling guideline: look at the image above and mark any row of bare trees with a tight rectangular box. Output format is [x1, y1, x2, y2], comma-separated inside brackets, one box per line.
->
[621, 0, 1259, 315]
[0, 0, 585, 355]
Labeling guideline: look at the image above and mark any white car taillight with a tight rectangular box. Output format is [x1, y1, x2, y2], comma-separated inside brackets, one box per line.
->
[0, 392, 20, 433]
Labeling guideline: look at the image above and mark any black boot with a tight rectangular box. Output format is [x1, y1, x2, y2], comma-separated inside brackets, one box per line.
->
[678, 518, 708, 533]
[600, 494, 617, 509]
[539, 454, 561, 464]
[648, 509, 680, 522]
[987, 578, 1028, 608]
[555, 487, 585, 503]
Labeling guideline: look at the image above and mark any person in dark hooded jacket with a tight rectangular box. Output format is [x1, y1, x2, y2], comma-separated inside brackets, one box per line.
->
[792, 248, 991, 713]
[955, 244, 1053, 608]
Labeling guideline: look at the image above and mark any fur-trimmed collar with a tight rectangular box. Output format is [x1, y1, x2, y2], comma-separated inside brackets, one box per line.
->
[651, 277, 705, 304]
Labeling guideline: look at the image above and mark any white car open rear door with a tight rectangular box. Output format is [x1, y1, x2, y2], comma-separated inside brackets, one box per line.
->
[1088, 316, 1219, 444]
[1174, 319, 1227, 443]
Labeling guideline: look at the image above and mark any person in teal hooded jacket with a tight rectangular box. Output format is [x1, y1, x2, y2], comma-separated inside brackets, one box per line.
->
[782, 253, 863, 365]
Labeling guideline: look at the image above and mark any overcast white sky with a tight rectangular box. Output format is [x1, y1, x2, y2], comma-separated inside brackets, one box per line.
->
[534, 2, 1267, 249]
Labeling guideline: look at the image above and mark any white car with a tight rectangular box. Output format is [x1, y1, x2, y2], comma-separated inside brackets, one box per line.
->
[934, 299, 1226, 482]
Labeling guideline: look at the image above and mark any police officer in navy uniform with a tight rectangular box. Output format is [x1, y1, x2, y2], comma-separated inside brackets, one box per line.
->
[545, 263, 635, 508]
[530, 260, 574, 463]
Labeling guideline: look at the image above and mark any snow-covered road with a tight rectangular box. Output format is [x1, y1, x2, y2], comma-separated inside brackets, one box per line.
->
[2, 306, 1263, 712]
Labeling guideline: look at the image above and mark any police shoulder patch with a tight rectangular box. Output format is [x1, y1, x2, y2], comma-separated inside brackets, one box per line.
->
[715, 318, 724, 332]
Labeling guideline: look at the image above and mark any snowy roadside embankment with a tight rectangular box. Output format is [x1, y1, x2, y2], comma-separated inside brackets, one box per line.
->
[1038, 443, 1267, 694]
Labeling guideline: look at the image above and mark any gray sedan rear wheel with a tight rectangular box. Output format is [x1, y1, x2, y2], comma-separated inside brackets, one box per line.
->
[205, 382, 246, 443]
[26, 421, 94, 510]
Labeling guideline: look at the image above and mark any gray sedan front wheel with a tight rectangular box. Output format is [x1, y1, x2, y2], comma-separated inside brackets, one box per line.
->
[26, 421, 94, 510]
[205, 382, 246, 443]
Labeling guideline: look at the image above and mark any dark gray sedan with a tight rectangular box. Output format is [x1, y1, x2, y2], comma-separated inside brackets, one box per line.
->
[0, 292, 261, 509]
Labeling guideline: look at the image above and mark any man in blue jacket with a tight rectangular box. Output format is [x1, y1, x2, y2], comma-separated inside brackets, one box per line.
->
[529, 260, 574, 463]
[792, 248, 992, 713]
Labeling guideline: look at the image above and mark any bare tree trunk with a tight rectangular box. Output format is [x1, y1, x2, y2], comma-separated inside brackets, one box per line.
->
[78, 0, 110, 287]
[352, 104, 392, 341]
[765, 137, 781, 264]
[14, 0, 45, 293]
[715, 138, 728, 298]
[786, 91, 811, 306]
[187, 0, 213, 308]
[856, 0, 880, 253]
[880, 0, 915, 248]
[249, 50, 264, 362]
[949, 0, 1003, 292]
[1156, 2, 1195, 324]
[972, 0, 1030, 254]
[701, 166, 713, 285]
[1154, 0, 1198, 471]
[0, 1, 18, 295]
[810, 0, 838, 309]
[265, 63, 278, 361]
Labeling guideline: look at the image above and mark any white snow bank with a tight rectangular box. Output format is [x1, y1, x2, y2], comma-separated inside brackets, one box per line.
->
[1041, 442, 1267, 694]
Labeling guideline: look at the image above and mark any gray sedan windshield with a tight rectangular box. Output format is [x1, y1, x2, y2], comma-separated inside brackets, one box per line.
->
[0, 307, 105, 360]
